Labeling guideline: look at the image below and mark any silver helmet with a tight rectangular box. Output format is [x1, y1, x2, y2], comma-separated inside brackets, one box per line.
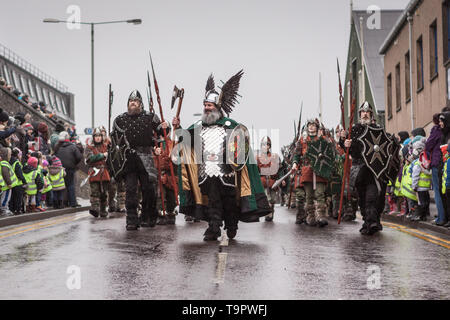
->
[359, 101, 374, 114]
[128, 90, 143, 104]
[204, 90, 220, 105]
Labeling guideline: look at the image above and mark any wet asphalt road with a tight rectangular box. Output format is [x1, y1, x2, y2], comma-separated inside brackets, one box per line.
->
[0, 205, 449, 300]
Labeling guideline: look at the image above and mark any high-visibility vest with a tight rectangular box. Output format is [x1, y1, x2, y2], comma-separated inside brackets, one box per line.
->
[49, 169, 65, 189]
[12, 160, 23, 186]
[23, 170, 38, 195]
[42, 175, 53, 194]
[401, 163, 418, 201]
[443, 161, 448, 194]
[0, 160, 19, 191]
[412, 159, 431, 189]
[394, 169, 404, 197]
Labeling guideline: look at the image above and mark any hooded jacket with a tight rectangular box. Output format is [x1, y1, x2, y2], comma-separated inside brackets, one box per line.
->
[425, 125, 443, 168]
[55, 141, 82, 170]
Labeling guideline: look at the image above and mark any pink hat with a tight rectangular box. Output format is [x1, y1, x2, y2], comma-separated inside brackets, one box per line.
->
[27, 156, 38, 168]
[42, 160, 49, 167]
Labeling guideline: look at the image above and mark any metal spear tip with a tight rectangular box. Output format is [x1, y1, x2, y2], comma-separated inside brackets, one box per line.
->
[127, 19, 142, 24]
[43, 18, 61, 23]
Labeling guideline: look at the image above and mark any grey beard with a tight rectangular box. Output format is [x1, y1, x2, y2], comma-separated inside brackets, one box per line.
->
[360, 117, 372, 125]
[202, 109, 222, 125]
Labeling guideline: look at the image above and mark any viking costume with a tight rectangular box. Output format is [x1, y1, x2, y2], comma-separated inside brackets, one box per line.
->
[340, 102, 400, 235]
[109, 90, 165, 230]
[86, 128, 110, 218]
[330, 126, 358, 221]
[175, 71, 271, 241]
[293, 119, 334, 227]
[101, 125, 126, 214]
[257, 136, 281, 222]
[155, 131, 178, 225]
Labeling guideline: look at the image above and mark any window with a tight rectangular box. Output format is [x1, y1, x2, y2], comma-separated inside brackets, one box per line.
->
[42, 87, 50, 106]
[395, 63, 401, 111]
[49, 91, 57, 111]
[430, 21, 438, 78]
[417, 36, 424, 90]
[60, 98, 68, 115]
[405, 51, 411, 101]
[11, 70, 21, 91]
[19, 74, 28, 95]
[35, 83, 43, 102]
[2, 65, 11, 85]
[27, 79, 36, 98]
[445, 1, 450, 61]
[387, 74, 392, 119]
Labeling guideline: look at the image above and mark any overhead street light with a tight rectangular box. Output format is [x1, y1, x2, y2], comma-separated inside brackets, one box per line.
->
[43, 17, 142, 129]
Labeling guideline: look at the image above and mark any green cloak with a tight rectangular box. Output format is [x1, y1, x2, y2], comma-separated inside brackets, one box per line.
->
[176, 117, 271, 222]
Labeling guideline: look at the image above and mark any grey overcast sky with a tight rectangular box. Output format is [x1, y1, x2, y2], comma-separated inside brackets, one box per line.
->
[0, 0, 409, 152]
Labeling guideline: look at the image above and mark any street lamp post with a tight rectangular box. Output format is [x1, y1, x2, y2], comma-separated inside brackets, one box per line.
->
[43, 18, 142, 129]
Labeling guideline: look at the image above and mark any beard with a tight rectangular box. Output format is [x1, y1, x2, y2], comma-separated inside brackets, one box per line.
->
[201, 108, 222, 125]
[127, 103, 142, 115]
[360, 117, 372, 125]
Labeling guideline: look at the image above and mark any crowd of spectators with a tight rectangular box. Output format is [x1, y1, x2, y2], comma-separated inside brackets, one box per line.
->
[0, 76, 60, 124]
[0, 104, 83, 216]
[385, 106, 450, 229]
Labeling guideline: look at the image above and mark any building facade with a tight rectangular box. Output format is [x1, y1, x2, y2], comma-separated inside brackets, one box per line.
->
[380, 0, 449, 136]
[343, 9, 402, 129]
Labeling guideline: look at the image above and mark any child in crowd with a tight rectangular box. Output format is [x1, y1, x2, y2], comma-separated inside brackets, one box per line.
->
[23, 156, 44, 213]
[0, 147, 18, 216]
[9, 148, 26, 214]
[40, 160, 53, 209]
[410, 139, 431, 221]
[48, 156, 66, 209]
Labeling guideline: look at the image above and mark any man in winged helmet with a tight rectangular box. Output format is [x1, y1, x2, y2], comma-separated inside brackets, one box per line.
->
[342, 101, 391, 235]
[172, 70, 271, 241]
[110, 90, 168, 230]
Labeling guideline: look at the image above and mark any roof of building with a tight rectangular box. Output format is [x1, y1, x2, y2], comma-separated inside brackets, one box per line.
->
[352, 10, 403, 112]
[379, 0, 422, 55]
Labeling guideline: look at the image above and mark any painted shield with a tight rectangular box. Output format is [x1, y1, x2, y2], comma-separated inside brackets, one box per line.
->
[357, 125, 394, 180]
[107, 123, 130, 179]
[226, 124, 250, 171]
[305, 137, 336, 179]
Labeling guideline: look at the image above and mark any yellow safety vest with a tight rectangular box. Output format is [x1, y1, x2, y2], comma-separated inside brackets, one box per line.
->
[23, 170, 38, 195]
[42, 175, 53, 194]
[0, 160, 19, 191]
[49, 169, 65, 190]
[12, 161, 23, 186]
[412, 160, 431, 189]
[443, 161, 448, 194]
[401, 163, 417, 201]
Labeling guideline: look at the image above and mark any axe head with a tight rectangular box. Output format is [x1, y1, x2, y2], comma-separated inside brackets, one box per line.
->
[171, 85, 182, 109]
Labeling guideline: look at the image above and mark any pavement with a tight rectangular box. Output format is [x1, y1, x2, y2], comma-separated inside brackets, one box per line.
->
[0, 198, 90, 228]
[381, 202, 450, 237]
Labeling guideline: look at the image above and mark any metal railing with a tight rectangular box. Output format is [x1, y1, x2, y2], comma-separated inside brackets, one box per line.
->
[0, 43, 68, 93]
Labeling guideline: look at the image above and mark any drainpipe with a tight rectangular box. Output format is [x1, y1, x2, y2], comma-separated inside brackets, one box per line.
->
[408, 13, 415, 131]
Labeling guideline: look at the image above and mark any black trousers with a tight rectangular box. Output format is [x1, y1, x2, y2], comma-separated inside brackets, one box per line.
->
[200, 177, 239, 230]
[9, 186, 24, 212]
[124, 158, 157, 225]
[355, 166, 387, 227]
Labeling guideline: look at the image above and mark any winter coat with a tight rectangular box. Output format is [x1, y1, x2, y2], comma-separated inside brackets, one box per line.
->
[425, 125, 443, 168]
[55, 141, 82, 170]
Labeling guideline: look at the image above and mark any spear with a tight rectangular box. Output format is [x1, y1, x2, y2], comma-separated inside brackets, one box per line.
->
[147, 70, 165, 214]
[337, 80, 356, 224]
[149, 51, 179, 205]
[337, 58, 346, 131]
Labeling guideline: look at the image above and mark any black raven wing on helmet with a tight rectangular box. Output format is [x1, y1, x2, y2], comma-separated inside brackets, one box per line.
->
[203, 70, 244, 115]
[217, 69, 244, 116]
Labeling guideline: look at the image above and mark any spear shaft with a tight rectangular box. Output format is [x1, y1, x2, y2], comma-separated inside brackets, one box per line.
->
[149, 51, 179, 205]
